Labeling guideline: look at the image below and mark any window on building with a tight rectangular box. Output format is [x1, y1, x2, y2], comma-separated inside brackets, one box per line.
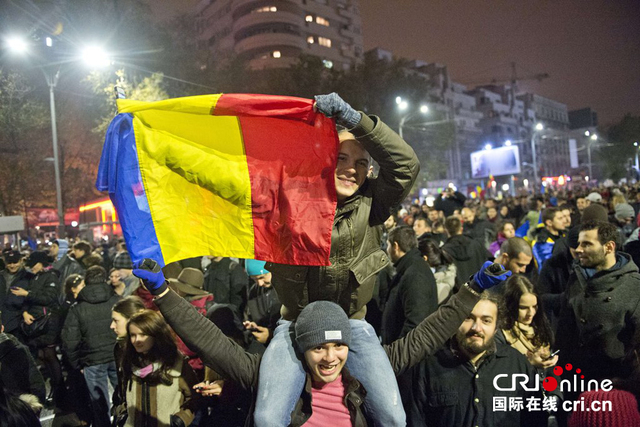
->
[315, 16, 329, 26]
[306, 15, 313, 22]
[272, 51, 281, 58]
[318, 37, 331, 47]
[253, 6, 277, 13]
[307, 36, 315, 44]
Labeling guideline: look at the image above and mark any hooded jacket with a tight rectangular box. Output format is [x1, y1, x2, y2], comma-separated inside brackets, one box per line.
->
[266, 113, 419, 321]
[555, 252, 640, 381]
[0, 332, 46, 403]
[442, 235, 491, 284]
[61, 282, 120, 369]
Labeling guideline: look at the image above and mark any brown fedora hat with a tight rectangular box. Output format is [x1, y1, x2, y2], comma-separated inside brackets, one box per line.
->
[168, 267, 209, 296]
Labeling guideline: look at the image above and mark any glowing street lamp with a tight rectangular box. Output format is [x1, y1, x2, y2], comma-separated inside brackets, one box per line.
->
[396, 96, 429, 139]
[81, 45, 112, 68]
[5, 36, 112, 237]
[484, 144, 492, 151]
[5, 36, 28, 53]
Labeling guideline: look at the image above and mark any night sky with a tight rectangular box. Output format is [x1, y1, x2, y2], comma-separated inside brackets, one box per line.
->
[153, 0, 640, 125]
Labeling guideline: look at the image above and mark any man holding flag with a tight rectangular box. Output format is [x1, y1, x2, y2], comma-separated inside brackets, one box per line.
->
[255, 93, 419, 426]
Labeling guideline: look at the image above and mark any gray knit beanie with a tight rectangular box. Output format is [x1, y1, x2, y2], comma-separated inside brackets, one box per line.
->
[295, 301, 351, 353]
[615, 203, 635, 220]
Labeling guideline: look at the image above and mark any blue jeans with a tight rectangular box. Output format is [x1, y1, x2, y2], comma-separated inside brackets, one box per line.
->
[253, 319, 405, 426]
[83, 361, 118, 427]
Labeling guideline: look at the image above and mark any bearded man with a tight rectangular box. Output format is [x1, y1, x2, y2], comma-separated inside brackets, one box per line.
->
[407, 293, 553, 427]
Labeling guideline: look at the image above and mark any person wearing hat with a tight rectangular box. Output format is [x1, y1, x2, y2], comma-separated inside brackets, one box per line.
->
[612, 202, 636, 241]
[133, 257, 510, 425]
[112, 249, 140, 297]
[13, 250, 66, 408]
[242, 260, 281, 345]
[585, 192, 603, 204]
[168, 267, 213, 311]
[168, 267, 213, 377]
[0, 251, 30, 339]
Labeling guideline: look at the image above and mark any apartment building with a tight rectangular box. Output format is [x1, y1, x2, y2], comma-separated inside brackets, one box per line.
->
[195, 0, 364, 70]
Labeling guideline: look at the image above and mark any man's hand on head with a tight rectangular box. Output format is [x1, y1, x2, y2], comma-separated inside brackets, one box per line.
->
[314, 93, 361, 129]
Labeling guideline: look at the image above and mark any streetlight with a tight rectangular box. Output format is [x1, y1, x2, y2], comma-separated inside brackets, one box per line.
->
[484, 143, 492, 151]
[530, 123, 543, 192]
[634, 142, 640, 170]
[5, 36, 28, 53]
[505, 140, 512, 146]
[396, 96, 429, 139]
[81, 45, 111, 68]
[6, 37, 111, 238]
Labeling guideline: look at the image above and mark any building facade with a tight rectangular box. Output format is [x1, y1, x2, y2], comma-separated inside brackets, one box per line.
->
[518, 93, 572, 178]
[195, 0, 364, 70]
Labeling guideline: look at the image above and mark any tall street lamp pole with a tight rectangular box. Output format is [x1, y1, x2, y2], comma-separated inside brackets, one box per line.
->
[45, 68, 65, 237]
[530, 123, 543, 192]
[585, 131, 598, 181]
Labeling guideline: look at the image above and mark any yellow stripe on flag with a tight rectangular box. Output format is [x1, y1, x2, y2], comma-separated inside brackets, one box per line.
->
[117, 95, 221, 116]
[131, 106, 255, 264]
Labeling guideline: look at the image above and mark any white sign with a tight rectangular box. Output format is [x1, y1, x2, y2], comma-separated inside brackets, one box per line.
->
[0, 216, 25, 233]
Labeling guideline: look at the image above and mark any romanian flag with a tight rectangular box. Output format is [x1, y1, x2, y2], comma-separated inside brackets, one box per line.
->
[96, 94, 338, 267]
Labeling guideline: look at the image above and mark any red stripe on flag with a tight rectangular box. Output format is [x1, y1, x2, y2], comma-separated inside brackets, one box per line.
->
[239, 114, 338, 266]
[215, 94, 315, 122]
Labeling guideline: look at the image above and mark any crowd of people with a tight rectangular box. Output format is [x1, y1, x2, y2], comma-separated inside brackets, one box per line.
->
[1, 93, 639, 426]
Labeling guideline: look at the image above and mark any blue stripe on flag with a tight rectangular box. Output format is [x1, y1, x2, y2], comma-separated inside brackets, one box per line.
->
[95, 114, 165, 266]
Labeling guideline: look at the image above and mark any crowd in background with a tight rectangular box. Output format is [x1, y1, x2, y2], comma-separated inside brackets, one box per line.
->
[1, 184, 640, 426]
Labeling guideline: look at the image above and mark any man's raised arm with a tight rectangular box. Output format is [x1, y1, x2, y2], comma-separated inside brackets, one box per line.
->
[134, 259, 259, 391]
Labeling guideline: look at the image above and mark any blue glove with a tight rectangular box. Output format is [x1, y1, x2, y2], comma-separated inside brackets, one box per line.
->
[133, 259, 168, 296]
[472, 261, 512, 290]
[314, 93, 361, 129]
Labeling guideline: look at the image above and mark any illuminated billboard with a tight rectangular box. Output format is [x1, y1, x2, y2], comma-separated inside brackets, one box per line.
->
[470, 146, 521, 178]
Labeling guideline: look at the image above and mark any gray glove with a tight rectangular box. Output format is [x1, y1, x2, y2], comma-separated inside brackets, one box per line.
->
[314, 93, 361, 129]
